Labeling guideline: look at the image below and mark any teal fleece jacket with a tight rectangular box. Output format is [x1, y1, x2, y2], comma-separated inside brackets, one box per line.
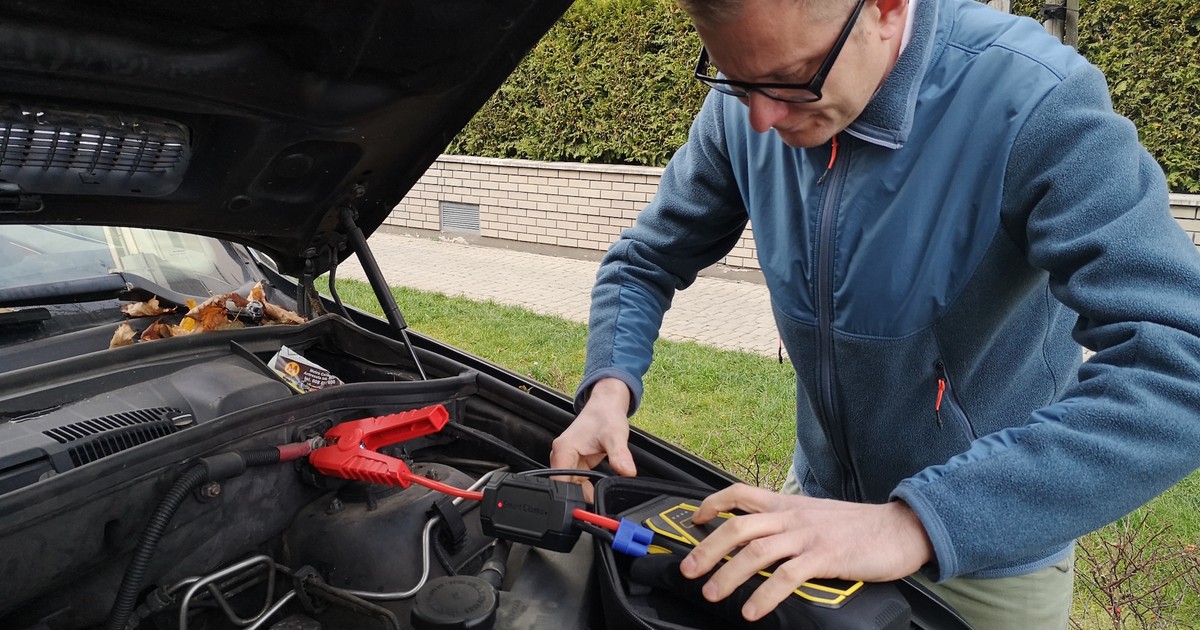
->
[575, 0, 1200, 580]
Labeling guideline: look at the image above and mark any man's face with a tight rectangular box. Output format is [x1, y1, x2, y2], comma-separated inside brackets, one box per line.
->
[695, 0, 904, 148]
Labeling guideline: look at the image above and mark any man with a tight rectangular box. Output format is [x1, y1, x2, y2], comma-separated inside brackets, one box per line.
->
[550, 0, 1200, 627]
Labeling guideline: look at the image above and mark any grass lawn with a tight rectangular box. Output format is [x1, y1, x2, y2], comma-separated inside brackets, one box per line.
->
[322, 277, 798, 488]
[323, 277, 1200, 628]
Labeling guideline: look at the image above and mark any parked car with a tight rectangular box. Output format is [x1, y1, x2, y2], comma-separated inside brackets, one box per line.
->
[0, 2, 968, 629]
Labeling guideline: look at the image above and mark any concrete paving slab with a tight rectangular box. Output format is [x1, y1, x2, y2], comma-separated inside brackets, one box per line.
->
[340, 232, 782, 357]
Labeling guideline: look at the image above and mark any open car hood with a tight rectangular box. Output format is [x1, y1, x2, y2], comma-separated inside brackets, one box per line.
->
[0, 0, 571, 274]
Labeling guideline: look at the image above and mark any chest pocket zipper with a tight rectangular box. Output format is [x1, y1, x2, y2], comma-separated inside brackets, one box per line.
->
[934, 360, 978, 441]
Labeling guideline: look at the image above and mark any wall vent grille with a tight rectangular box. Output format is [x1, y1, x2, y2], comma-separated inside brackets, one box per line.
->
[440, 201, 481, 234]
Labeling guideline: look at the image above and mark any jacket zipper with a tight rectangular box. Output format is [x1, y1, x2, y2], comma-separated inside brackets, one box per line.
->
[816, 135, 839, 186]
[934, 360, 977, 440]
[814, 136, 859, 501]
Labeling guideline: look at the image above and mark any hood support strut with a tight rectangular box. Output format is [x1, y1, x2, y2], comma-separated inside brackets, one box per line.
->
[338, 207, 427, 380]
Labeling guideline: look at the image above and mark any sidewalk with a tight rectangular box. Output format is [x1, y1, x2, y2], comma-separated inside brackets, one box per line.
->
[339, 231, 781, 357]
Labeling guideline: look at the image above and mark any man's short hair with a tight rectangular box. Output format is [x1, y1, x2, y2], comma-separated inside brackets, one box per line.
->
[676, 0, 859, 28]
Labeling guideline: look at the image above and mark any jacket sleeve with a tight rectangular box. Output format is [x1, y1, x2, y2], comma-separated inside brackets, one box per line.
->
[892, 62, 1200, 579]
[574, 92, 749, 414]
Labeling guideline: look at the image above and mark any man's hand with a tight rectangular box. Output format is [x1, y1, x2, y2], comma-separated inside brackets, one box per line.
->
[678, 484, 933, 622]
[550, 378, 638, 481]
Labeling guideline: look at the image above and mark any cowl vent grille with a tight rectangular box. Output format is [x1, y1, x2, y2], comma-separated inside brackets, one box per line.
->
[0, 105, 191, 196]
[43, 407, 189, 467]
[43, 407, 179, 444]
[0, 124, 185, 174]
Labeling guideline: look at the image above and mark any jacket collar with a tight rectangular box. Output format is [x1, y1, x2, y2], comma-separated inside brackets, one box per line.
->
[845, 0, 944, 149]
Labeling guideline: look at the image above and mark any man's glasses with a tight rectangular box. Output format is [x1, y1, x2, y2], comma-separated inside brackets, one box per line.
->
[693, 0, 870, 104]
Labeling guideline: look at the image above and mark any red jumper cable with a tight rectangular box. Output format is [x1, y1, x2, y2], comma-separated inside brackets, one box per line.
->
[306, 404, 621, 532]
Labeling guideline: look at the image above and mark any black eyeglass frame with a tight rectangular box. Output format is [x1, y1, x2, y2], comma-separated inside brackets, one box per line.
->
[693, 0, 870, 104]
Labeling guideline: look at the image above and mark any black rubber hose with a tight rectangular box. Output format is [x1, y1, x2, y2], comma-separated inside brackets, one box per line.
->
[477, 539, 512, 591]
[106, 448, 283, 630]
[241, 447, 282, 468]
[326, 247, 354, 321]
[441, 423, 544, 471]
[106, 464, 210, 630]
[299, 574, 401, 630]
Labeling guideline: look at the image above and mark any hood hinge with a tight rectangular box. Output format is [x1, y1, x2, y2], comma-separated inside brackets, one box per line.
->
[0, 184, 44, 214]
[296, 248, 327, 321]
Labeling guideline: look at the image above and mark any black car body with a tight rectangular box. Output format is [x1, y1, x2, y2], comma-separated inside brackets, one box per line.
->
[0, 2, 967, 629]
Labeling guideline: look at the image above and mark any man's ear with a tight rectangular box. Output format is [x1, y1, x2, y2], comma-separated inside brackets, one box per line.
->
[874, 0, 910, 40]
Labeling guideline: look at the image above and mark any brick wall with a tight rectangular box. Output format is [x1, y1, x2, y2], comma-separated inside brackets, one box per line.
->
[386, 155, 1200, 270]
[385, 155, 760, 270]
[1172, 193, 1200, 247]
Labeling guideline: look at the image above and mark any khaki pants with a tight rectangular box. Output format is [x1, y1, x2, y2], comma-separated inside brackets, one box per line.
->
[780, 464, 1074, 629]
[910, 553, 1073, 630]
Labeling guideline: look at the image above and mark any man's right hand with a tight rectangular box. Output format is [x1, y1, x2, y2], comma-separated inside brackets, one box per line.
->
[550, 377, 638, 478]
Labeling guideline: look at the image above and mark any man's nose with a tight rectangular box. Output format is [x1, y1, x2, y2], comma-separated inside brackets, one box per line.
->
[745, 91, 788, 134]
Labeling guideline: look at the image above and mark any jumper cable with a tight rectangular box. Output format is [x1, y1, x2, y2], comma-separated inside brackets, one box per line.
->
[307, 404, 621, 529]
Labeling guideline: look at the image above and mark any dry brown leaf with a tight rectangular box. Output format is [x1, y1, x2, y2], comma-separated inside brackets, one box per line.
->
[180, 286, 305, 330]
[194, 303, 230, 332]
[185, 294, 225, 319]
[253, 282, 305, 324]
[217, 320, 246, 331]
[121, 296, 174, 318]
[263, 302, 306, 325]
[140, 319, 175, 342]
[109, 322, 136, 348]
[249, 282, 267, 304]
[110, 289, 274, 349]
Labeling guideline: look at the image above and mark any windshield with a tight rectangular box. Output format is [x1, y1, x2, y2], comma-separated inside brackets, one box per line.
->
[1, 225, 252, 297]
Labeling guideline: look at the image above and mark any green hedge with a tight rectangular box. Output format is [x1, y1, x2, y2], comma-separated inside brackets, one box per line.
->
[451, 0, 1200, 192]
[1010, 0, 1200, 192]
[1076, 0, 1199, 193]
[448, 0, 706, 166]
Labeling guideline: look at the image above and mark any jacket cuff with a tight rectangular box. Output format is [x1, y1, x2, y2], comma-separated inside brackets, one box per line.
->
[891, 481, 956, 582]
[573, 368, 642, 416]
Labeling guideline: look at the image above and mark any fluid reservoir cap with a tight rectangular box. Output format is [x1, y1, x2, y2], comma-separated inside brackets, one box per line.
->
[411, 575, 498, 630]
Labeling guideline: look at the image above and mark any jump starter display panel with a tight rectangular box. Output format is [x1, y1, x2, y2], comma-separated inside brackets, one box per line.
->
[620, 495, 865, 608]
[593, 478, 915, 630]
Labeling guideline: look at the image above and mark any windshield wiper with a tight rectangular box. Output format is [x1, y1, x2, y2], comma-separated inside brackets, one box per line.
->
[0, 272, 196, 309]
[0, 307, 50, 327]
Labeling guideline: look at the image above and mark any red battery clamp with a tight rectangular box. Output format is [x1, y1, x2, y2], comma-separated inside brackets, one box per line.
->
[308, 404, 450, 488]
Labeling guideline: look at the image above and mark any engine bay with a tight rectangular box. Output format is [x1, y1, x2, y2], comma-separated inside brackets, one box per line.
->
[0, 315, 614, 630]
[0, 312, 964, 630]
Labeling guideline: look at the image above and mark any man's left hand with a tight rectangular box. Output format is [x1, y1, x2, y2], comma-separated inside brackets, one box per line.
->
[678, 484, 934, 622]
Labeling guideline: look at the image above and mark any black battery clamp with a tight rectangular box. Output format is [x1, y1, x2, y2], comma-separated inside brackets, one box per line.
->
[479, 472, 586, 552]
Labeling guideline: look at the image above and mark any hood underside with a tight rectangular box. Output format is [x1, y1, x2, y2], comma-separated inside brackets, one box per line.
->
[0, 0, 572, 274]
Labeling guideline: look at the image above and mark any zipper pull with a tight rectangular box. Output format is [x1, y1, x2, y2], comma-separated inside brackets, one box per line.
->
[935, 378, 945, 428]
[934, 361, 946, 429]
[816, 135, 839, 186]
